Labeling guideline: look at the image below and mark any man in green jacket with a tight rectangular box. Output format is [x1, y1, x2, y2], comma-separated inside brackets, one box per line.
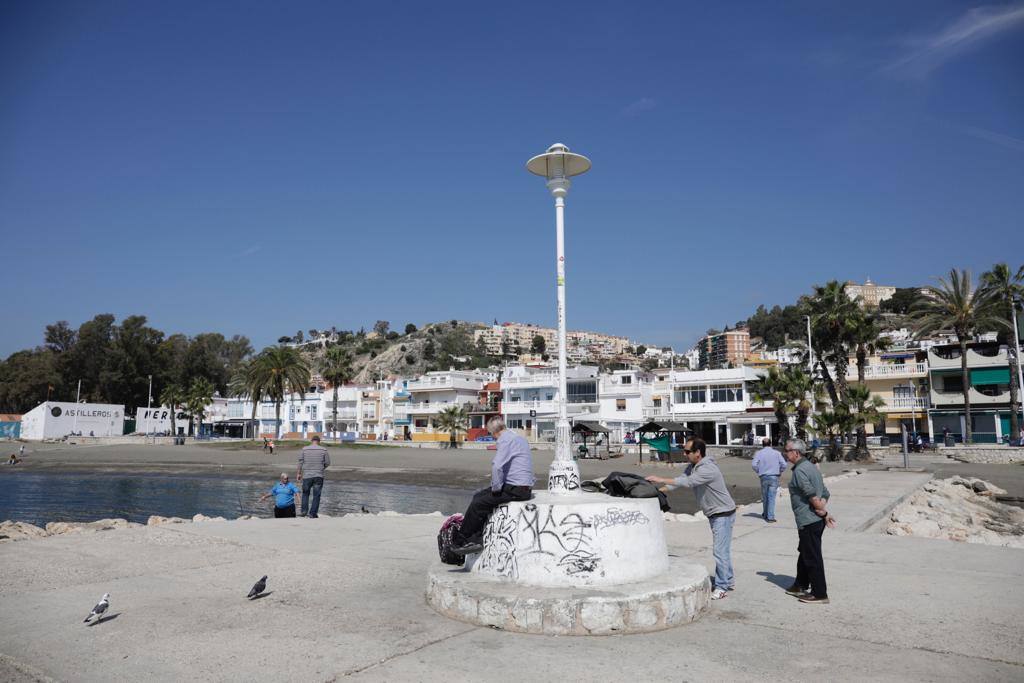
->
[784, 438, 835, 604]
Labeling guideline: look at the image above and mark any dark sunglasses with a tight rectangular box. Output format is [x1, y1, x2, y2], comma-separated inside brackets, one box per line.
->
[683, 448, 696, 454]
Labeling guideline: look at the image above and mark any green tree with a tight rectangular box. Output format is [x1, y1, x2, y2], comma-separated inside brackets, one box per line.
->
[185, 377, 215, 437]
[980, 263, 1024, 440]
[879, 288, 922, 315]
[636, 345, 647, 356]
[249, 346, 311, 439]
[435, 404, 469, 449]
[750, 366, 793, 446]
[846, 311, 890, 452]
[804, 281, 858, 406]
[159, 384, 186, 436]
[404, 323, 417, 335]
[845, 383, 885, 458]
[0, 349, 60, 412]
[319, 346, 353, 442]
[912, 269, 1002, 444]
[531, 335, 546, 355]
[373, 320, 390, 336]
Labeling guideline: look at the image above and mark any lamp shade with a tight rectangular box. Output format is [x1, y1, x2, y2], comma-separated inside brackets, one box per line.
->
[526, 143, 592, 179]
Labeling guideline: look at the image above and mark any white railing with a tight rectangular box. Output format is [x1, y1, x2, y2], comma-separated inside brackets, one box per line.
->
[322, 409, 358, 419]
[643, 407, 668, 418]
[845, 362, 928, 380]
[502, 371, 560, 387]
[406, 376, 485, 391]
[887, 396, 928, 409]
[502, 399, 558, 414]
[400, 401, 465, 414]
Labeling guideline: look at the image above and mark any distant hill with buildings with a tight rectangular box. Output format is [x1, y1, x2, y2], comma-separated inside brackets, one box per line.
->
[287, 319, 671, 382]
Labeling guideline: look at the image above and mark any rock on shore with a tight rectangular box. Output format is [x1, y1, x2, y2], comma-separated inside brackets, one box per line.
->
[886, 476, 1024, 548]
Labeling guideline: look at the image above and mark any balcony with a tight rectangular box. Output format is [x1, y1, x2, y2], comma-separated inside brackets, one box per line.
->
[502, 399, 558, 415]
[321, 409, 358, 420]
[599, 380, 641, 395]
[643, 406, 669, 419]
[397, 401, 465, 415]
[406, 376, 484, 392]
[501, 371, 560, 388]
[886, 396, 928, 410]
[845, 362, 928, 381]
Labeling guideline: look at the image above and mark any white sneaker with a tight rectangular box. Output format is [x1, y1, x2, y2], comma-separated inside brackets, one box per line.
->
[710, 588, 728, 600]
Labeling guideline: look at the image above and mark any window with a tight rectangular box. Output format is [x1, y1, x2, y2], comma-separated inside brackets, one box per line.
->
[674, 388, 706, 404]
[943, 376, 963, 393]
[567, 381, 597, 404]
[710, 384, 743, 402]
[507, 418, 524, 429]
[653, 398, 662, 408]
[310, 405, 317, 420]
[414, 418, 428, 428]
[616, 399, 626, 412]
[621, 376, 632, 385]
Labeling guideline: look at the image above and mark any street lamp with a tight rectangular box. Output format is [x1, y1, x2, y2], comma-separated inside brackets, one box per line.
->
[804, 315, 817, 417]
[527, 143, 591, 494]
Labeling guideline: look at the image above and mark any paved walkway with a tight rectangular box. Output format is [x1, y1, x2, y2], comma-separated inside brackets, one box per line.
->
[1, 470, 1021, 682]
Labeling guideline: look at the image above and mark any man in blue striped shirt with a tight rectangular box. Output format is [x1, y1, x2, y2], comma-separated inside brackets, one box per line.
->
[452, 416, 535, 555]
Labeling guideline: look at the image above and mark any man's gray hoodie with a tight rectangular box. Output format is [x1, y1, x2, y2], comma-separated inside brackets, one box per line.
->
[666, 455, 736, 516]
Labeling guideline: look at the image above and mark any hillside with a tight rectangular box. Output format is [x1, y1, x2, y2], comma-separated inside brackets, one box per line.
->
[293, 321, 491, 383]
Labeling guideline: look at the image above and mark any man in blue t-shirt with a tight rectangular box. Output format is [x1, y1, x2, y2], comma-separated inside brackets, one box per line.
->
[260, 473, 301, 518]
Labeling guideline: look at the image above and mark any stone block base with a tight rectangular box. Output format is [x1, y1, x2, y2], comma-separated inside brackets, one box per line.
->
[426, 557, 710, 635]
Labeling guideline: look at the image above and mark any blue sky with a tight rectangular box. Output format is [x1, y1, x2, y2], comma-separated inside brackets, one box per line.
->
[2, 1, 1023, 356]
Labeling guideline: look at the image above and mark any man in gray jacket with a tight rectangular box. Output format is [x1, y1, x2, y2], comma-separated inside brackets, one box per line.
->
[647, 438, 736, 600]
[297, 435, 330, 518]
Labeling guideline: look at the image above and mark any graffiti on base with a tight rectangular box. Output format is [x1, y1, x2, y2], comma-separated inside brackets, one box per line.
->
[476, 505, 519, 579]
[548, 466, 580, 492]
[519, 503, 599, 575]
[590, 507, 649, 531]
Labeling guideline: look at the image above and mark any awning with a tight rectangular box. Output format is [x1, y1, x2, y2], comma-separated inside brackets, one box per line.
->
[971, 368, 1010, 386]
[881, 353, 916, 360]
[636, 420, 692, 433]
[572, 421, 609, 434]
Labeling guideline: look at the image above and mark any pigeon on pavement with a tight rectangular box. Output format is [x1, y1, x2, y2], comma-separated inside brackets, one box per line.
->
[248, 576, 267, 599]
[84, 593, 110, 623]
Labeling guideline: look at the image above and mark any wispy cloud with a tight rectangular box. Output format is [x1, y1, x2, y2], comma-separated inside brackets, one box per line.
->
[235, 244, 262, 258]
[882, 3, 1024, 78]
[964, 125, 1024, 152]
[623, 97, 657, 117]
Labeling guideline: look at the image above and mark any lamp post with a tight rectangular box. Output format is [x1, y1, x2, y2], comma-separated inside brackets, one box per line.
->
[527, 143, 591, 494]
[804, 315, 817, 417]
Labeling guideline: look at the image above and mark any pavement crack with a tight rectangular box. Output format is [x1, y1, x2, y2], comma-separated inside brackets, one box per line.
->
[335, 626, 478, 678]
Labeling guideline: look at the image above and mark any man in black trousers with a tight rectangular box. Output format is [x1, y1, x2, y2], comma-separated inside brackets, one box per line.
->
[783, 438, 835, 604]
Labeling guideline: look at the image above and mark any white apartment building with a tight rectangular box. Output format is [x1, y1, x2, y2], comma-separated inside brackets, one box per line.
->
[501, 364, 599, 440]
[394, 369, 488, 442]
[644, 367, 773, 445]
[595, 368, 651, 441]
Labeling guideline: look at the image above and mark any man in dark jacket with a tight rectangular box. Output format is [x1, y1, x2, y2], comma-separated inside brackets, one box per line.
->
[296, 435, 330, 518]
[784, 438, 835, 604]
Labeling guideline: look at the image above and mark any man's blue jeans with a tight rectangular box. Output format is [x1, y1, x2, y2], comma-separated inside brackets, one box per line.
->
[708, 512, 735, 591]
[301, 477, 324, 517]
[760, 474, 780, 521]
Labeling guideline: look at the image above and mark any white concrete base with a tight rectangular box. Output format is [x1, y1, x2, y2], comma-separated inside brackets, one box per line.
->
[427, 557, 710, 635]
[470, 491, 669, 587]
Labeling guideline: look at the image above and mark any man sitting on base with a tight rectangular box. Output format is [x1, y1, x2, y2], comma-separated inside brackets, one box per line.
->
[451, 416, 534, 555]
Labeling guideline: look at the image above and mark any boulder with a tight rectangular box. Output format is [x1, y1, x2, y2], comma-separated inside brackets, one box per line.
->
[192, 514, 227, 522]
[0, 521, 48, 542]
[147, 516, 189, 526]
[45, 522, 88, 535]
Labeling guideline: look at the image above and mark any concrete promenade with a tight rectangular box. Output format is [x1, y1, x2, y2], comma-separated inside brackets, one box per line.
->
[1, 470, 1022, 681]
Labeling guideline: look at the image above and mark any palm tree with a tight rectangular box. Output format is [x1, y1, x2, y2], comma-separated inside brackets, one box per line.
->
[809, 407, 855, 462]
[845, 383, 885, 459]
[980, 263, 1024, 441]
[845, 310, 890, 453]
[804, 281, 858, 405]
[318, 346, 353, 442]
[435, 404, 469, 449]
[912, 269, 1002, 444]
[249, 346, 311, 439]
[228, 359, 262, 440]
[781, 365, 819, 441]
[186, 377, 215, 437]
[159, 384, 185, 437]
[750, 367, 793, 446]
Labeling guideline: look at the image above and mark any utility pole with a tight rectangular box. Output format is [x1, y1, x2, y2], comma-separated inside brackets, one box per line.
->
[147, 375, 153, 442]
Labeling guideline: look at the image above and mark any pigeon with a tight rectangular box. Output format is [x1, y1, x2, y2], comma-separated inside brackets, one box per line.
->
[248, 575, 267, 599]
[360, 505, 369, 514]
[84, 593, 110, 623]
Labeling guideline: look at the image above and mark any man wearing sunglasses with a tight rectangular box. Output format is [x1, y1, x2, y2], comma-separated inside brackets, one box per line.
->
[784, 438, 835, 604]
[646, 438, 736, 600]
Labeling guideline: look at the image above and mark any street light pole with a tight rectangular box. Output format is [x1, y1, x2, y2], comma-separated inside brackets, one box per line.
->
[1012, 304, 1024, 434]
[147, 375, 153, 441]
[527, 143, 591, 494]
[804, 315, 816, 417]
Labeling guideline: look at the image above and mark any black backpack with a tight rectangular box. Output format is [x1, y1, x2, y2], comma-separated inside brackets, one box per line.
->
[600, 471, 671, 512]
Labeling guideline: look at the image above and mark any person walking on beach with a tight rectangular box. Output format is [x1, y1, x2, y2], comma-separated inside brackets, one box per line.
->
[751, 437, 787, 522]
[450, 416, 534, 555]
[260, 473, 301, 518]
[646, 438, 736, 600]
[296, 435, 329, 518]
[783, 438, 835, 604]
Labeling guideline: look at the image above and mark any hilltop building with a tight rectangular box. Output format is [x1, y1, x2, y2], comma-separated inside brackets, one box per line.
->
[846, 278, 896, 309]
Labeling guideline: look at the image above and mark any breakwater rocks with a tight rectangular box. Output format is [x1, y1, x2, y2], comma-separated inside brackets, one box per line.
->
[946, 448, 1024, 465]
[0, 514, 253, 542]
[886, 476, 1024, 548]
